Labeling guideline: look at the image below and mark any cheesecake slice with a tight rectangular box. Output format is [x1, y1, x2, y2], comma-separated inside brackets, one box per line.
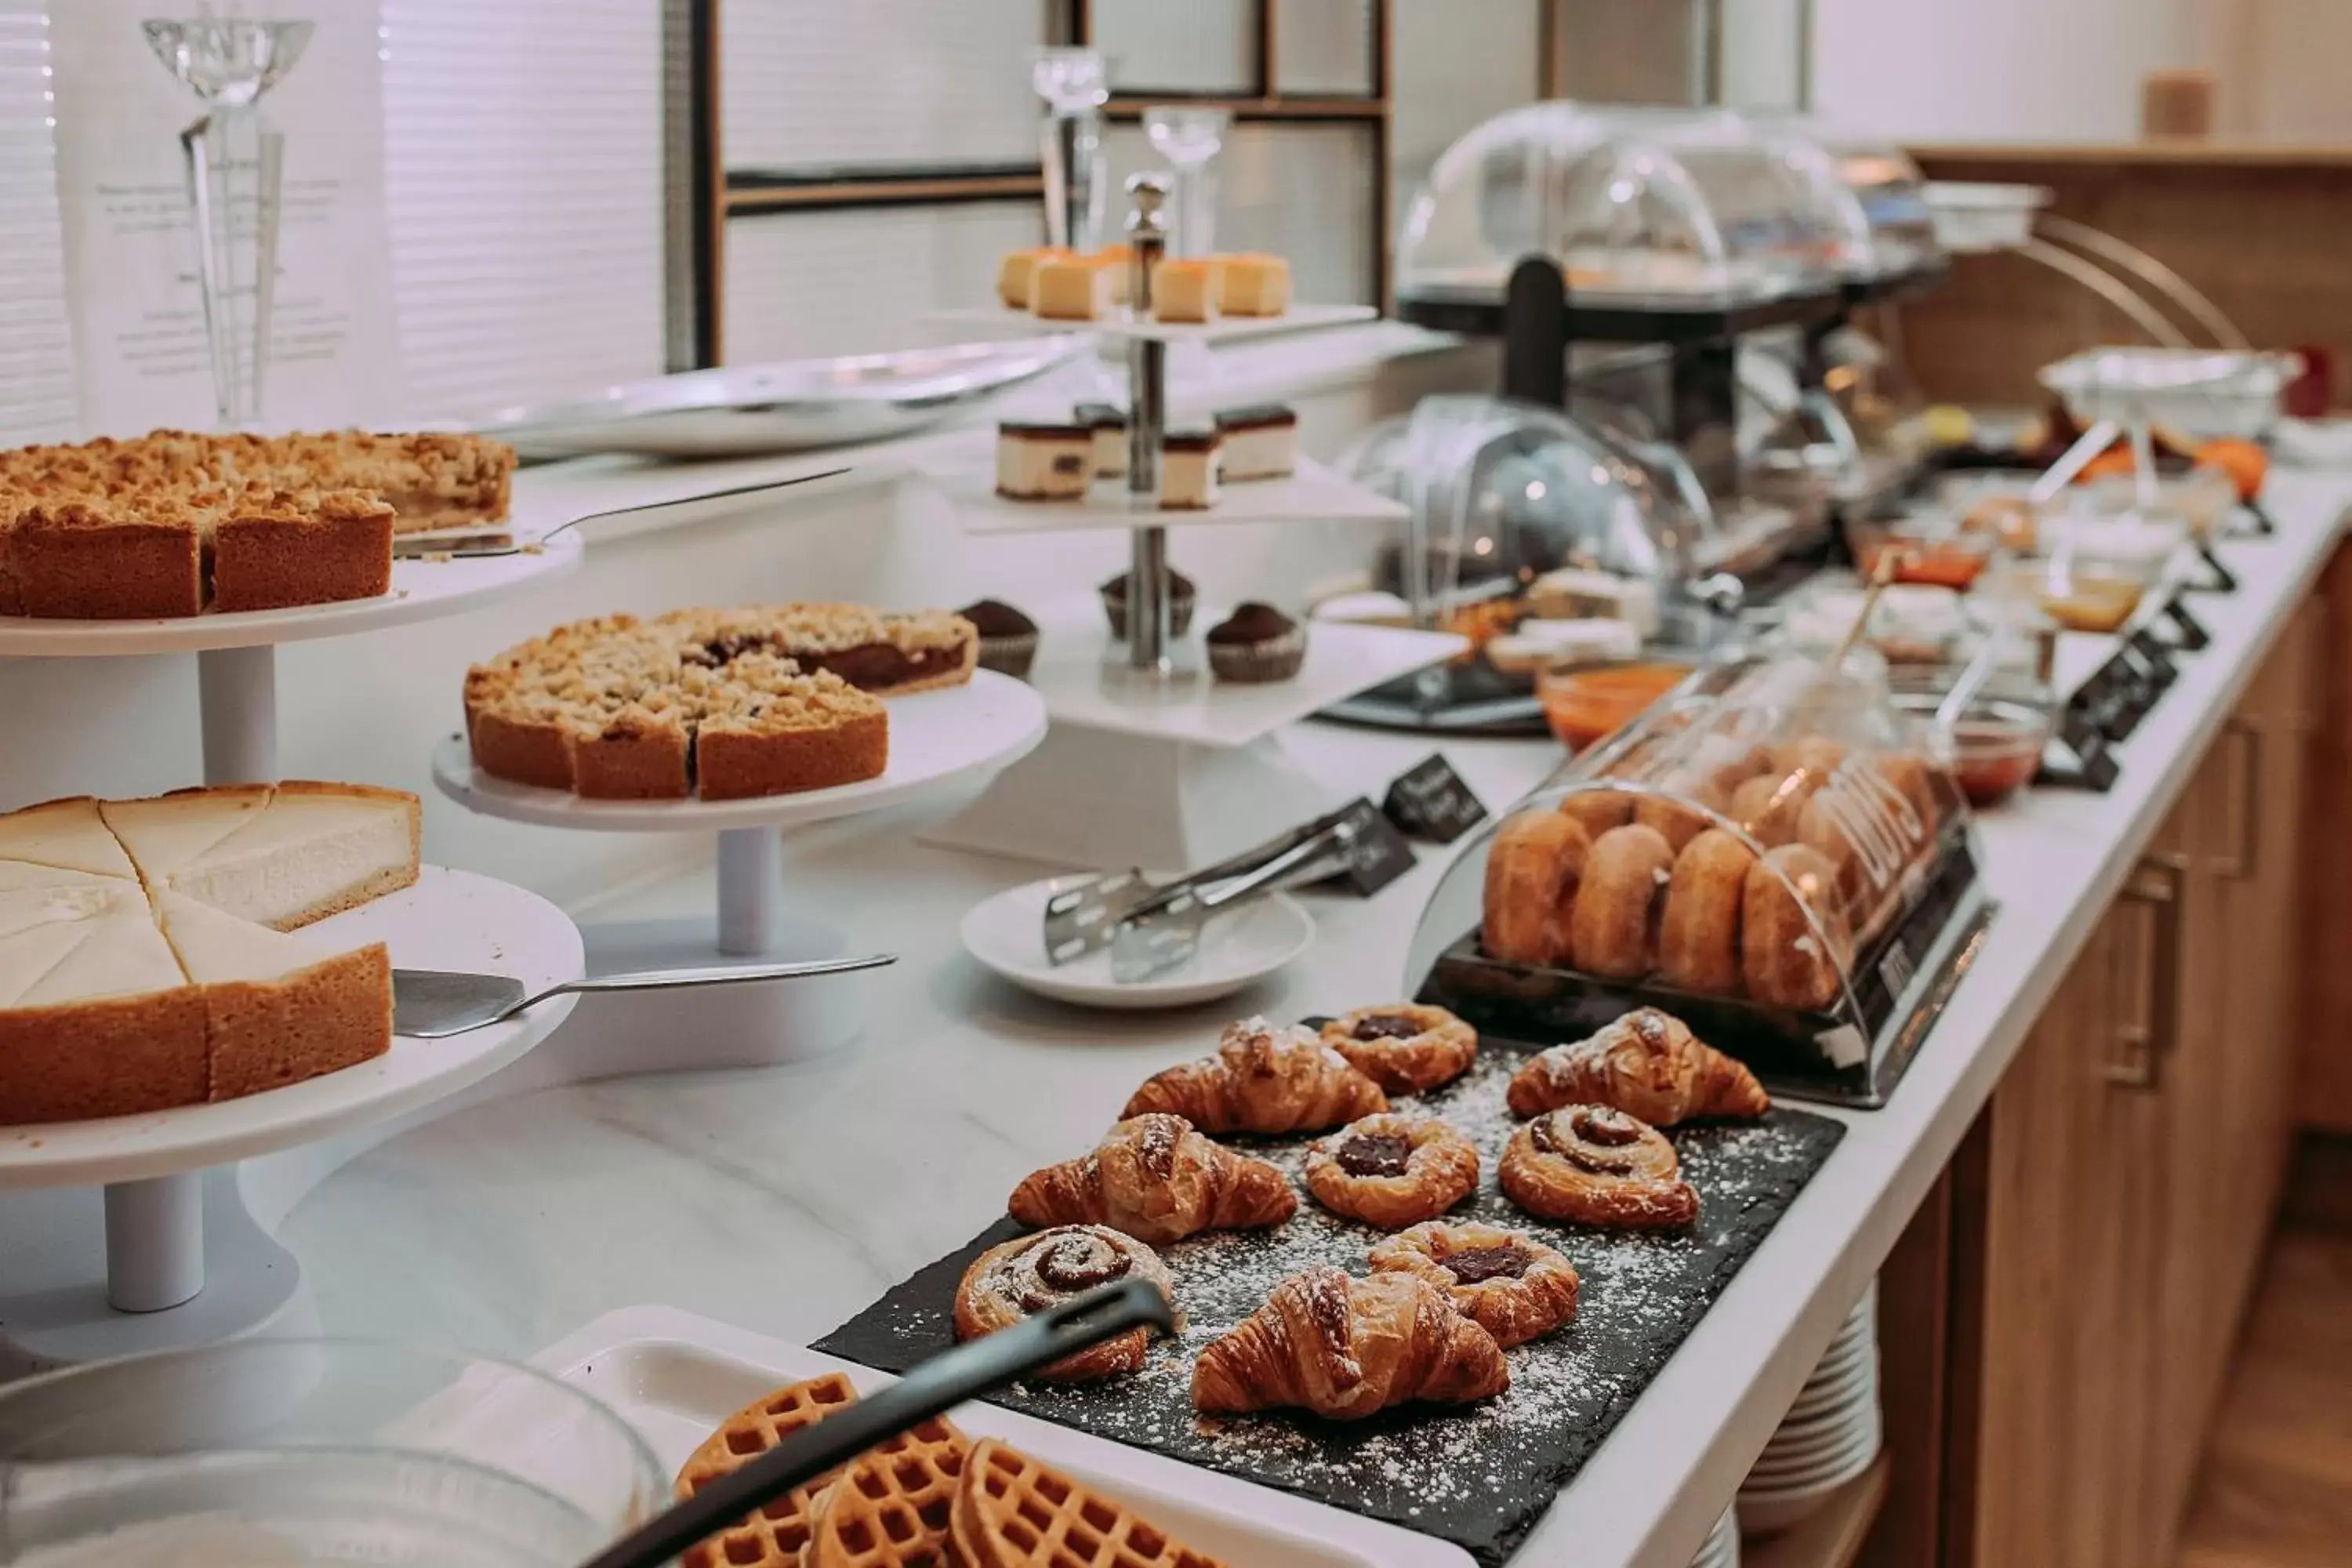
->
[128, 782, 420, 931]
[0, 797, 142, 880]
[0, 884, 208, 1123]
[154, 891, 392, 1102]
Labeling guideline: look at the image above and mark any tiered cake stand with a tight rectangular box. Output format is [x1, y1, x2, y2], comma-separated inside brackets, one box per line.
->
[915, 187, 1459, 867]
[0, 540, 585, 1370]
[430, 670, 1050, 1072]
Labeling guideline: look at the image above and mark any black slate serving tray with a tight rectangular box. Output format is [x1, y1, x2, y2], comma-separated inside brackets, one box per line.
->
[815, 1030, 1846, 1566]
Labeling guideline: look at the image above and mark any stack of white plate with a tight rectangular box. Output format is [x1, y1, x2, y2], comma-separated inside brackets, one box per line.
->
[1738, 1282, 1882, 1534]
[1693, 1504, 1740, 1567]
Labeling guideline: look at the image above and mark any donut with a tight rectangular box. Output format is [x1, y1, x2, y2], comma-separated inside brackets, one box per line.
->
[1569, 823, 1676, 980]
[1658, 829, 1755, 996]
[1876, 752, 1941, 843]
[1558, 788, 1635, 837]
[1729, 771, 1813, 848]
[1742, 844, 1853, 1012]
[1482, 810, 1591, 967]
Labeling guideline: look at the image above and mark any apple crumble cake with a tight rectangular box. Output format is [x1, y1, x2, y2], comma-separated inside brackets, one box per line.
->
[0, 428, 513, 620]
[462, 604, 977, 800]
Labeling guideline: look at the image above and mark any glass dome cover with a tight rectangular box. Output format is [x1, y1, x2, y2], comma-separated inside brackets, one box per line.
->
[1399, 103, 1849, 310]
[1405, 646, 1990, 1105]
[1339, 394, 1709, 630]
[1742, 116, 1944, 282]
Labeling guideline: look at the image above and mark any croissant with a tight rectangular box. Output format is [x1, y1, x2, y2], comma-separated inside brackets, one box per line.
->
[1190, 1264, 1508, 1420]
[1007, 1114, 1296, 1244]
[1506, 1007, 1769, 1126]
[1122, 1017, 1388, 1134]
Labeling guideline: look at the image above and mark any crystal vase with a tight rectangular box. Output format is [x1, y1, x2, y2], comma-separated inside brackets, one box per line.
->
[142, 16, 314, 430]
[1033, 47, 1109, 253]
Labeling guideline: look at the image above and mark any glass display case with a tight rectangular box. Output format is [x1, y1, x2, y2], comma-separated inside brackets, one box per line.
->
[1397, 103, 1850, 314]
[1745, 119, 1944, 288]
[1405, 646, 1993, 1105]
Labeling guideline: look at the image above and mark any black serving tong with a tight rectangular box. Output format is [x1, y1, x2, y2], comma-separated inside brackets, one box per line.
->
[574, 1278, 1174, 1568]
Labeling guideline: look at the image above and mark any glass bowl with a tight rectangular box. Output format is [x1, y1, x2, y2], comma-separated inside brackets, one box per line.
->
[1890, 669, 2056, 809]
[0, 1339, 664, 1566]
[1537, 659, 1697, 751]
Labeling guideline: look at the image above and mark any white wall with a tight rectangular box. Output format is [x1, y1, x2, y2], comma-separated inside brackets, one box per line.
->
[1811, 0, 2197, 142]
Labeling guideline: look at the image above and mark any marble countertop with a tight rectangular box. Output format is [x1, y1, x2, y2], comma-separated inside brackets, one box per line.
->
[274, 470, 2350, 1567]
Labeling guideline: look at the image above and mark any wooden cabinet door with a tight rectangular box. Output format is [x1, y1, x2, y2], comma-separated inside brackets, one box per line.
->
[1964, 851, 2173, 1568]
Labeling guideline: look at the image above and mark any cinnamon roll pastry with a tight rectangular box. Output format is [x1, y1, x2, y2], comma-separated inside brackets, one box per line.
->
[1367, 1221, 1581, 1347]
[1190, 1264, 1508, 1420]
[1319, 1003, 1477, 1094]
[1121, 1016, 1387, 1134]
[953, 1225, 1177, 1382]
[1505, 1007, 1769, 1126]
[1303, 1112, 1480, 1230]
[1007, 1113, 1294, 1244]
[1480, 809, 1590, 966]
[1498, 1105, 1700, 1231]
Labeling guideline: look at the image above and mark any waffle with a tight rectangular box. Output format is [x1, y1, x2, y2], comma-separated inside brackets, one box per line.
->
[951, 1440, 1225, 1568]
[673, 1371, 862, 1568]
[803, 1417, 970, 1568]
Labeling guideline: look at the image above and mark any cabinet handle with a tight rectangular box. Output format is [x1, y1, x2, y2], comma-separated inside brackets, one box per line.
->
[2212, 718, 2261, 882]
[2108, 854, 2187, 1090]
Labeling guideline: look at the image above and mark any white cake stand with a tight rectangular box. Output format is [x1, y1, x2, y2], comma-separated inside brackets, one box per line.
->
[0, 867, 583, 1371]
[430, 671, 1049, 1073]
[924, 602, 1465, 868]
[0, 532, 583, 784]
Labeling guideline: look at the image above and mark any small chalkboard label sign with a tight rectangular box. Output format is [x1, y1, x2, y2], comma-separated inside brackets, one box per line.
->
[1315, 797, 1418, 897]
[1382, 753, 1489, 844]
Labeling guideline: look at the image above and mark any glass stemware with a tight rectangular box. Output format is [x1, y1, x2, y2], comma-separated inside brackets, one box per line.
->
[1142, 106, 1229, 260]
[1032, 47, 1109, 252]
[143, 15, 315, 429]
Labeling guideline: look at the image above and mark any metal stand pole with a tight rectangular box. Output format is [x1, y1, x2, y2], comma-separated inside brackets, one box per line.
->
[103, 1173, 205, 1312]
[1123, 172, 1174, 677]
[715, 826, 783, 958]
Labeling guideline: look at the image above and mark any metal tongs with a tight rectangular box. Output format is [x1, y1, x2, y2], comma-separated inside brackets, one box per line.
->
[1042, 804, 1360, 966]
[1109, 815, 1362, 983]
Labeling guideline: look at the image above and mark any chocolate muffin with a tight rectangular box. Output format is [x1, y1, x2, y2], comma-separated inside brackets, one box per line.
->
[1099, 568, 1196, 641]
[1206, 601, 1308, 684]
[958, 597, 1040, 680]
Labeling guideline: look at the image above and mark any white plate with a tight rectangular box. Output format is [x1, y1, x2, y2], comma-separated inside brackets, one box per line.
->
[532, 1305, 1473, 1568]
[927, 301, 1378, 347]
[1751, 1418, 1880, 1478]
[961, 874, 1315, 1010]
[1744, 1421, 1883, 1492]
[1784, 1376, 1877, 1428]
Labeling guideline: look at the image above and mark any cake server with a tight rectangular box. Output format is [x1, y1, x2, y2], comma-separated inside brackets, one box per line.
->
[392, 953, 895, 1038]
[389, 469, 855, 559]
[1110, 815, 1360, 983]
[574, 1277, 1174, 1568]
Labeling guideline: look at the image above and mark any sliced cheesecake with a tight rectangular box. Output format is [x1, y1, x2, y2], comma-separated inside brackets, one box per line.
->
[103, 781, 419, 931]
[0, 797, 142, 880]
[154, 891, 392, 1102]
[0, 883, 207, 1123]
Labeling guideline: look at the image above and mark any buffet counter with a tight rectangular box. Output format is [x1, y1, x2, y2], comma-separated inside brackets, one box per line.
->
[269, 466, 2351, 1566]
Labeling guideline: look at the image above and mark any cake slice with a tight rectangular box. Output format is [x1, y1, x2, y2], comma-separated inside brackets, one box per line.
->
[0, 796, 142, 880]
[159, 782, 420, 930]
[1218, 253, 1291, 317]
[8, 496, 205, 619]
[996, 423, 1093, 500]
[211, 488, 395, 612]
[100, 786, 274, 891]
[0, 884, 209, 1123]
[1151, 259, 1219, 323]
[1031, 256, 1114, 321]
[153, 891, 392, 1102]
